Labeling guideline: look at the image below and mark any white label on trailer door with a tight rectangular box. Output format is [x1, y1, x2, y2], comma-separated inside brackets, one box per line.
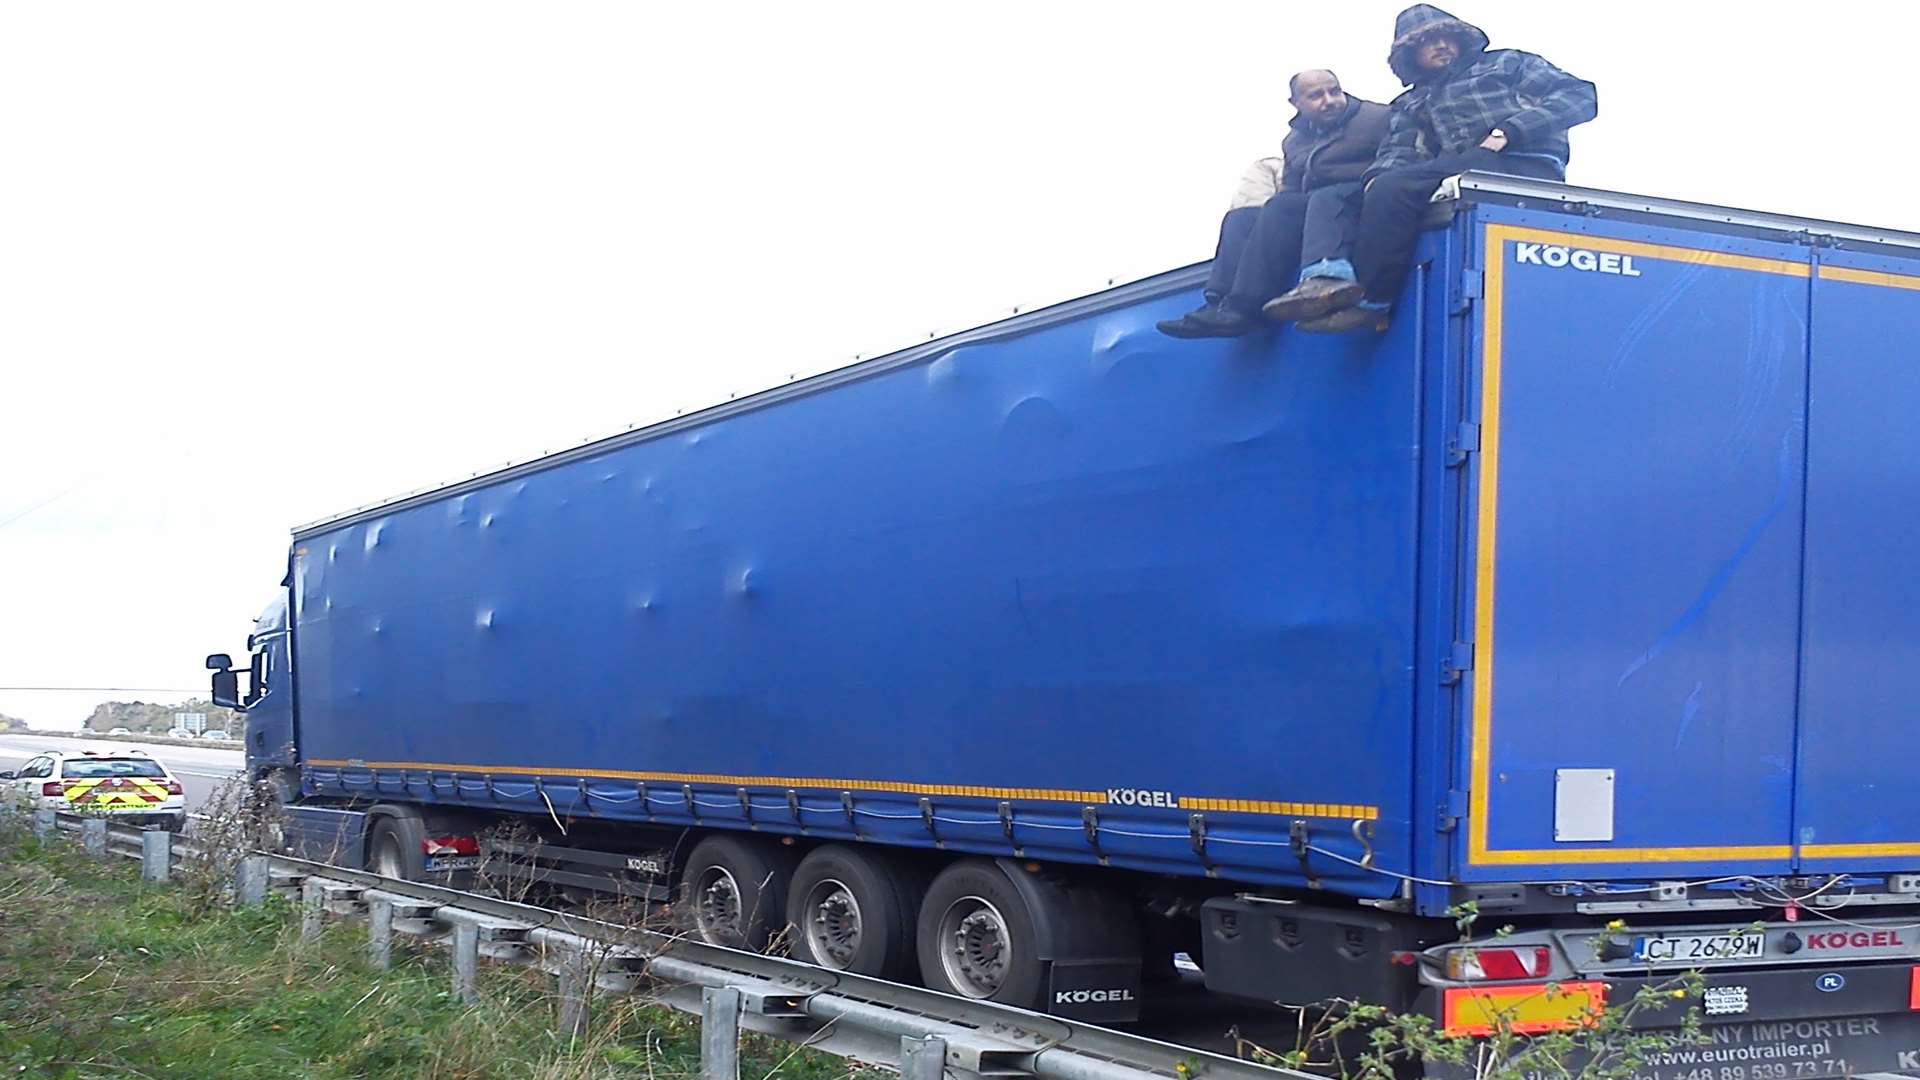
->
[1555, 768, 1616, 841]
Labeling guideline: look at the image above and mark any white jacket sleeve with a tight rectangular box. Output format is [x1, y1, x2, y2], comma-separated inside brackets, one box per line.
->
[1226, 157, 1286, 210]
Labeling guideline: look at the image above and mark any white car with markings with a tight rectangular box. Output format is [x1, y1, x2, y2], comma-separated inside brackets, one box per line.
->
[2, 750, 187, 831]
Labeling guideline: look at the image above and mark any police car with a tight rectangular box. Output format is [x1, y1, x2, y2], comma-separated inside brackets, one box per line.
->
[2, 750, 187, 830]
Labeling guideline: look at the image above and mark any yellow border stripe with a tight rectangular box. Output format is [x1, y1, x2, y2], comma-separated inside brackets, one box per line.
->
[1474, 843, 1793, 866]
[1802, 842, 1920, 859]
[1818, 265, 1920, 291]
[1493, 225, 1809, 278]
[1468, 225, 1803, 867]
[305, 758, 1378, 821]
[1468, 226, 1511, 862]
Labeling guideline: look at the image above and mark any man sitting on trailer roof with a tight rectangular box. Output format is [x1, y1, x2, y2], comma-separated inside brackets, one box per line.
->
[1157, 70, 1390, 339]
[1268, 4, 1597, 334]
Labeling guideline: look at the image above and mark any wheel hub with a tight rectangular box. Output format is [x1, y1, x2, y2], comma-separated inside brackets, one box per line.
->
[804, 879, 864, 969]
[939, 898, 1011, 998]
[694, 867, 743, 944]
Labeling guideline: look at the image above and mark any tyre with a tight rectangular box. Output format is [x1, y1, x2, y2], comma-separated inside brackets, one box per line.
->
[366, 815, 424, 880]
[679, 834, 799, 951]
[786, 845, 927, 979]
[916, 860, 1046, 1009]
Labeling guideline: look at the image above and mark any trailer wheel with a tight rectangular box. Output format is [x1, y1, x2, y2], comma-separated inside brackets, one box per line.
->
[916, 860, 1046, 1009]
[679, 835, 798, 951]
[786, 845, 926, 979]
[366, 815, 425, 880]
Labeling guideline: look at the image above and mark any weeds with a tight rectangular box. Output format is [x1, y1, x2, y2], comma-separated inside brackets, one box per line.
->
[0, 810, 862, 1080]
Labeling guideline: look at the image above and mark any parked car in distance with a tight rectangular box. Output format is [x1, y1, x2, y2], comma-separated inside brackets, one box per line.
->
[107, 727, 133, 736]
[0, 750, 186, 830]
[202, 730, 232, 741]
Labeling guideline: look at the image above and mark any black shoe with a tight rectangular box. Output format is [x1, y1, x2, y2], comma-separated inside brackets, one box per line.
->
[1156, 305, 1262, 339]
[1261, 278, 1366, 323]
[1297, 304, 1391, 334]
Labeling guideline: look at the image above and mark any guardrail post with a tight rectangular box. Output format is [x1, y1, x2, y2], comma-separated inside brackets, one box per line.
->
[82, 818, 108, 859]
[556, 948, 592, 1039]
[141, 830, 171, 883]
[452, 922, 479, 1004]
[367, 898, 393, 970]
[234, 855, 270, 906]
[902, 1036, 948, 1080]
[300, 881, 326, 943]
[701, 986, 742, 1080]
[31, 809, 55, 840]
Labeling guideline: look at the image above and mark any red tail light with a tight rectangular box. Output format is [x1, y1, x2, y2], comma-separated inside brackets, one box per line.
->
[41, 782, 64, 797]
[1447, 946, 1555, 981]
[164, 780, 184, 796]
[424, 835, 480, 856]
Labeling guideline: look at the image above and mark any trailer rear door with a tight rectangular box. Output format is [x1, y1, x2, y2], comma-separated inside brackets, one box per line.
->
[1456, 206, 1811, 881]
[1793, 249, 1920, 871]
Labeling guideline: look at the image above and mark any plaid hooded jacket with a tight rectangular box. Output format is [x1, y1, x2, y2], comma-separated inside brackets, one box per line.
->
[1366, 5, 1597, 181]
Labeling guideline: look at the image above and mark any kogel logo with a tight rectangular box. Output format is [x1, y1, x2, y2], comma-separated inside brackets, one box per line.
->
[1106, 788, 1178, 808]
[1055, 988, 1137, 1005]
[1514, 242, 1642, 277]
[1807, 930, 1904, 949]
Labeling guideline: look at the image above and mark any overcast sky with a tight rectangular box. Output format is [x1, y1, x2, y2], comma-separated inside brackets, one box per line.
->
[1, 2, 1908, 729]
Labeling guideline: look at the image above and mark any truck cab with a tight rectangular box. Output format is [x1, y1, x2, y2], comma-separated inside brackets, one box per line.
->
[207, 589, 295, 775]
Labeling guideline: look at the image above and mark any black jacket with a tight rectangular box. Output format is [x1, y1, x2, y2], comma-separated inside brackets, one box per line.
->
[1280, 97, 1392, 192]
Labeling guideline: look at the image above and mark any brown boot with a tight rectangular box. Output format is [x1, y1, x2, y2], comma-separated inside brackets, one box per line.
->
[1260, 278, 1365, 323]
[1297, 304, 1391, 334]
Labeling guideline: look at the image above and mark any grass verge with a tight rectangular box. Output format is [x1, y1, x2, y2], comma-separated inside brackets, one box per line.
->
[0, 818, 864, 1080]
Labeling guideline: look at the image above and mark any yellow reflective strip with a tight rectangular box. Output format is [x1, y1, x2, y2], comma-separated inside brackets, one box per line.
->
[1493, 224, 1809, 278]
[1443, 982, 1606, 1037]
[1818, 265, 1920, 292]
[1469, 225, 1513, 865]
[305, 758, 1376, 819]
[1801, 842, 1920, 859]
[1472, 844, 1792, 866]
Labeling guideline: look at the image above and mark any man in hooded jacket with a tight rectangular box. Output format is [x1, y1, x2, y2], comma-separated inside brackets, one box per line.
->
[1263, 5, 1597, 333]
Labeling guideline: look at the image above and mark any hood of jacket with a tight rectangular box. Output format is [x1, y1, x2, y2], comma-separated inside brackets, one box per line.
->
[1387, 4, 1491, 86]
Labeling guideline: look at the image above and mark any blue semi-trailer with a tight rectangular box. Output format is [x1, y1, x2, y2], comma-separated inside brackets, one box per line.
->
[210, 174, 1920, 1070]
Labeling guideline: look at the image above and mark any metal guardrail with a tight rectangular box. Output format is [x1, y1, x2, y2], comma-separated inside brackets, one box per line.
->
[36, 810, 1309, 1080]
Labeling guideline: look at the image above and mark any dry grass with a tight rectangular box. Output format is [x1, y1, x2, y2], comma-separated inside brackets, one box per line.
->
[0, 811, 871, 1080]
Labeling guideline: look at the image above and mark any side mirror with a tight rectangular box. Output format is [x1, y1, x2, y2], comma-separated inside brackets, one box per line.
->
[206, 653, 233, 671]
[0, 771, 14, 780]
[211, 669, 241, 710]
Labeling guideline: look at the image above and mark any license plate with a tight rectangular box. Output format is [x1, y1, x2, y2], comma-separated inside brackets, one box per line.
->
[1631, 931, 1765, 964]
[424, 855, 483, 872]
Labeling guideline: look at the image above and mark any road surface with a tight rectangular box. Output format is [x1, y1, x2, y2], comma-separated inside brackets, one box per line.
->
[0, 732, 244, 814]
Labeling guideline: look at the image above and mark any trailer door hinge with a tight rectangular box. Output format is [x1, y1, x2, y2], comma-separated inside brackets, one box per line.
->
[1452, 268, 1484, 313]
[1438, 789, 1470, 833]
[1446, 422, 1481, 467]
[1440, 641, 1474, 685]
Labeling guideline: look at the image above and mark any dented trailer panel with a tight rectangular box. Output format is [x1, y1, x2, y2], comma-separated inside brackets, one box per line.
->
[285, 179, 1920, 915]
[289, 253, 1439, 903]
